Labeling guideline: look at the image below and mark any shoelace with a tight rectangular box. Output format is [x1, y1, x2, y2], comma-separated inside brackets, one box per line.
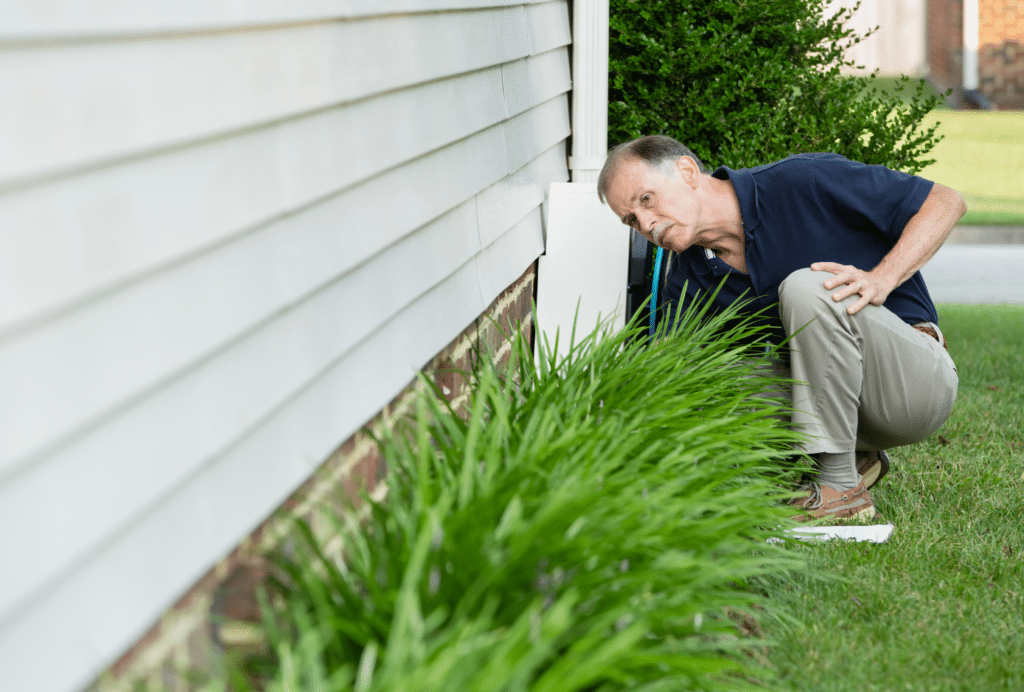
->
[796, 482, 824, 510]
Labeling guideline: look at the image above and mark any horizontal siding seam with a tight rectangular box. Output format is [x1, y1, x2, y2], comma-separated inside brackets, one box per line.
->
[0, 4, 536, 47]
[502, 46, 572, 119]
[0, 161, 440, 345]
[0, 51, 559, 196]
[0, 221, 438, 482]
[0, 238, 537, 627]
[0, 87, 569, 343]
[0, 136, 563, 487]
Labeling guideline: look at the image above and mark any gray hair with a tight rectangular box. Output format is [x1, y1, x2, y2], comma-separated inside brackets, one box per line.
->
[597, 135, 708, 203]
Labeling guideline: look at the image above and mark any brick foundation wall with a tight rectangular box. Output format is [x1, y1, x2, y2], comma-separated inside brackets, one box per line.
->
[85, 262, 538, 692]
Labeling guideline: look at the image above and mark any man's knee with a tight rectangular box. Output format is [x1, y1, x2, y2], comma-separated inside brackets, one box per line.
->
[778, 268, 838, 322]
[779, 268, 831, 301]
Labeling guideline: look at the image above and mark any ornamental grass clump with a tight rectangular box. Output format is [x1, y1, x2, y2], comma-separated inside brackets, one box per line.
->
[219, 300, 810, 691]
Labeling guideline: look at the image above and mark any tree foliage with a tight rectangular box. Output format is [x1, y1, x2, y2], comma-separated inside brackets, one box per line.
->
[609, 0, 945, 173]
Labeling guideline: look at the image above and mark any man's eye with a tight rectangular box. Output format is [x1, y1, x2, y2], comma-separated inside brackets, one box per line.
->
[641, 194, 651, 203]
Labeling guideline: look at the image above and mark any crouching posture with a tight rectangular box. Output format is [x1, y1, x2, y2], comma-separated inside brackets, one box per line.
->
[598, 135, 964, 520]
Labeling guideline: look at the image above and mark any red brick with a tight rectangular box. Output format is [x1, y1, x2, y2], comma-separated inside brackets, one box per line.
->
[211, 559, 268, 625]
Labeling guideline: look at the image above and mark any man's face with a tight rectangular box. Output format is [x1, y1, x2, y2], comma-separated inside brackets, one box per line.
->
[604, 156, 701, 253]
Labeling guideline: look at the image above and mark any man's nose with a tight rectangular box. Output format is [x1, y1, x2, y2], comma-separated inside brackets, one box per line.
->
[636, 209, 657, 232]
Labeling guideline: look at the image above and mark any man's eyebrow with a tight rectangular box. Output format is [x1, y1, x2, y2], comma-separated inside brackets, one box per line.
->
[621, 189, 643, 225]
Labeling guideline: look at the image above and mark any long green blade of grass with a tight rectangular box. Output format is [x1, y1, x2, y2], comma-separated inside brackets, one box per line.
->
[212, 295, 815, 691]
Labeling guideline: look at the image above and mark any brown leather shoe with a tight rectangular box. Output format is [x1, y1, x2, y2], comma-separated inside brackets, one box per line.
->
[855, 450, 890, 490]
[789, 481, 876, 522]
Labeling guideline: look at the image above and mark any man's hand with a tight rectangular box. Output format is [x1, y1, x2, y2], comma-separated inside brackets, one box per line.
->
[812, 184, 964, 317]
[810, 262, 895, 315]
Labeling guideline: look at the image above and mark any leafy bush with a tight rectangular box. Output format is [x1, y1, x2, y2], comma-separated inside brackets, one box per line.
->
[609, 0, 945, 173]
[209, 300, 811, 691]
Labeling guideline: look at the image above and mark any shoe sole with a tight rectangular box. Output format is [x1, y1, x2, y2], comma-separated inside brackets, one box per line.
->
[857, 451, 890, 490]
[830, 504, 876, 522]
[822, 499, 876, 522]
[791, 487, 877, 522]
[793, 503, 877, 523]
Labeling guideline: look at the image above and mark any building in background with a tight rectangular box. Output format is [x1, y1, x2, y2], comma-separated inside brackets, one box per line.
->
[928, 0, 1024, 109]
[0, 2, 573, 690]
[840, 0, 928, 76]
[836, 0, 1022, 110]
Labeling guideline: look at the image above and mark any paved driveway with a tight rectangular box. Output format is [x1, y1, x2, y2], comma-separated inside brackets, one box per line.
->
[922, 244, 1024, 305]
[921, 227, 1024, 305]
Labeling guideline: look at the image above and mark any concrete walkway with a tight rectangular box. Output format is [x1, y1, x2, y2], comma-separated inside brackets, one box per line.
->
[921, 226, 1024, 305]
[943, 225, 1024, 245]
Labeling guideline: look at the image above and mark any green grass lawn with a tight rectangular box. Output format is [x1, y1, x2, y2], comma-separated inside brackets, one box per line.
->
[767, 304, 1024, 691]
[918, 111, 1024, 226]
[852, 75, 1024, 226]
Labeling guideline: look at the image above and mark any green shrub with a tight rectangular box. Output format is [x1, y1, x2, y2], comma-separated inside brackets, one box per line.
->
[210, 301, 811, 691]
[609, 0, 945, 173]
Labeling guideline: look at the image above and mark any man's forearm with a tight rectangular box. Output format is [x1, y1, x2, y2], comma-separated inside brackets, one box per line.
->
[811, 182, 966, 315]
[872, 182, 966, 291]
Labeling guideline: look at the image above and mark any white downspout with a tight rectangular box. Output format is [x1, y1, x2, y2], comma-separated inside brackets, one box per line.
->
[568, 0, 610, 183]
[963, 0, 979, 90]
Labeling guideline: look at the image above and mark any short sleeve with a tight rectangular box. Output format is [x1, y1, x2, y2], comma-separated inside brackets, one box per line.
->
[808, 154, 933, 243]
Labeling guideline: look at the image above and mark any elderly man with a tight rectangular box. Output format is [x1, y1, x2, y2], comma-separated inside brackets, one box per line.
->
[598, 135, 963, 520]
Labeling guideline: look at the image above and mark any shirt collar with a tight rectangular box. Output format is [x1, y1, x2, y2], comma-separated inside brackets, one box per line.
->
[711, 164, 760, 235]
[685, 245, 713, 275]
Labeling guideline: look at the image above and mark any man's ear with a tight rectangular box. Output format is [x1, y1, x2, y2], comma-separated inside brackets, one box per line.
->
[675, 155, 700, 189]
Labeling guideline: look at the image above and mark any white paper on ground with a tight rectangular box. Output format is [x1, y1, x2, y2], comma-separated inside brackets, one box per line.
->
[786, 524, 895, 543]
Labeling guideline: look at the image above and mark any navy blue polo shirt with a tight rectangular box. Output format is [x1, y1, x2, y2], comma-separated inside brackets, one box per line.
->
[663, 153, 938, 344]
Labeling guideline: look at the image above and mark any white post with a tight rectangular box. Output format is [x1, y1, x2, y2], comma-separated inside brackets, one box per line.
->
[568, 0, 610, 183]
[963, 0, 979, 90]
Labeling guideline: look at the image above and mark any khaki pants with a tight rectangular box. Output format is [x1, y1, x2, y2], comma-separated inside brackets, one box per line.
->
[769, 268, 958, 454]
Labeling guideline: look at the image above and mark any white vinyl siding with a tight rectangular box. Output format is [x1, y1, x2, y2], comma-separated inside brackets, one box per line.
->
[0, 2, 570, 691]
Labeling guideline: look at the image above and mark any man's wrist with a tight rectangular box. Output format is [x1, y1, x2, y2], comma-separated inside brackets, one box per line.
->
[869, 264, 904, 296]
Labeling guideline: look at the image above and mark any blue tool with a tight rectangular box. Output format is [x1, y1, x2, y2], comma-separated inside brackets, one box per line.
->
[649, 246, 664, 338]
